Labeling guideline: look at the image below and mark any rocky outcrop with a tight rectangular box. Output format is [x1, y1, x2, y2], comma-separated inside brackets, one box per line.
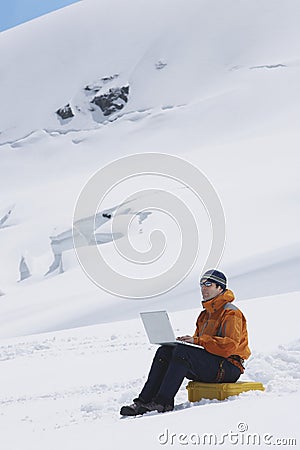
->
[56, 104, 74, 120]
[91, 85, 129, 116]
[55, 75, 129, 122]
[155, 60, 167, 70]
[84, 74, 119, 92]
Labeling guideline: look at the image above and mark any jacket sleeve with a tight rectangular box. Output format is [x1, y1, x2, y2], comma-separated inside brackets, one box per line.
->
[197, 310, 243, 358]
[192, 313, 203, 345]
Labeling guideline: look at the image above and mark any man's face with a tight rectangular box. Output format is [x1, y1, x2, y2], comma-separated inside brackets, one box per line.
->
[200, 280, 223, 301]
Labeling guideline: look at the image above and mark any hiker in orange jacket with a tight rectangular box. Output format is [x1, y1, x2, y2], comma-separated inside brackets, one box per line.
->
[120, 269, 251, 416]
[183, 273, 251, 370]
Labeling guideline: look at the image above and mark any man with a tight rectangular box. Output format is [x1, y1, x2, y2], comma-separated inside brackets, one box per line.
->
[120, 269, 251, 416]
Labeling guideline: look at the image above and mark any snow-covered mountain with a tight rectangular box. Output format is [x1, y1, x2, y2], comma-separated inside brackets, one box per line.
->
[0, 0, 299, 448]
[2, 0, 300, 144]
[1, 0, 299, 334]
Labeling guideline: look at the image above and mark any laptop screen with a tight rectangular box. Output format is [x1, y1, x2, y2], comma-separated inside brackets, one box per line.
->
[140, 310, 176, 344]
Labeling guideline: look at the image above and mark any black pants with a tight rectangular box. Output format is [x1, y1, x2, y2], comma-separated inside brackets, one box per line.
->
[138, 345, 241, 407]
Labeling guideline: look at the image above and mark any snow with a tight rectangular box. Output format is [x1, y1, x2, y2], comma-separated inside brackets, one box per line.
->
[0, 296, 299, 449]
[0, 0, 300, 448]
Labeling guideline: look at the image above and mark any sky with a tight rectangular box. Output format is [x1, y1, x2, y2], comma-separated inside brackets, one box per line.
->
[0, 0, 81, 32]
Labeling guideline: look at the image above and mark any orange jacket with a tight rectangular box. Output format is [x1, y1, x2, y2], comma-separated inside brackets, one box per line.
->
[193, 289, 251, 361]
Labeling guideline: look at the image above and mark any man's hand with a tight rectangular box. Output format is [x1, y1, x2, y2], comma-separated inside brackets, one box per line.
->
[176, 335, 194, 344]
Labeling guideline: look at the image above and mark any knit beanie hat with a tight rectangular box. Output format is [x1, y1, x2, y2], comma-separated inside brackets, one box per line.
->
[200, 269, 227, 291]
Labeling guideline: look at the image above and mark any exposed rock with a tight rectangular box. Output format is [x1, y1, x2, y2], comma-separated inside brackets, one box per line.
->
[84, 84, 101, 93]
[101, 74, 119, 83]
[155, 60, 167, 70]
[84, 74, 119, 93]
[56, 75, 126, 122]
[56, 104, 74, 120]
[91, 85, 129, 116]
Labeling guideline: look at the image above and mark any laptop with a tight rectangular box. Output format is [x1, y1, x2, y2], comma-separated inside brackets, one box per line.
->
[140, 310, 203, 349]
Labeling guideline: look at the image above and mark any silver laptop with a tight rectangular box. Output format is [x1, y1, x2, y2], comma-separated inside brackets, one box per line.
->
[140, 310, 203, 349]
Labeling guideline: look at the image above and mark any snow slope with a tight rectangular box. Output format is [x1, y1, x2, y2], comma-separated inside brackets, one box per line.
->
[0, 292, 299, 449]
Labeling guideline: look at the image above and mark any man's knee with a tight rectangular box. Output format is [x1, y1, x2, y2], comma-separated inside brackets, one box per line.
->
[172, 344, 191, 358]
[171, 345, 192, 368]
[154, 345, 173, 362]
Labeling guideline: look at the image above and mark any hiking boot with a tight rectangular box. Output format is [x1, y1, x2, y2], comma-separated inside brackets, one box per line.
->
[140, 400, 174, 413]
[120, 399, 147, 416]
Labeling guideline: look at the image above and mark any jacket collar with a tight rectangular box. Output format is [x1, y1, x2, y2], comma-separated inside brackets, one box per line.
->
[201, 289, 235, 313]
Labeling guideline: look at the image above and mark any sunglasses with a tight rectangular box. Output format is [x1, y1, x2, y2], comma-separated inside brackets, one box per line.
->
[200, 281, 213, 287]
